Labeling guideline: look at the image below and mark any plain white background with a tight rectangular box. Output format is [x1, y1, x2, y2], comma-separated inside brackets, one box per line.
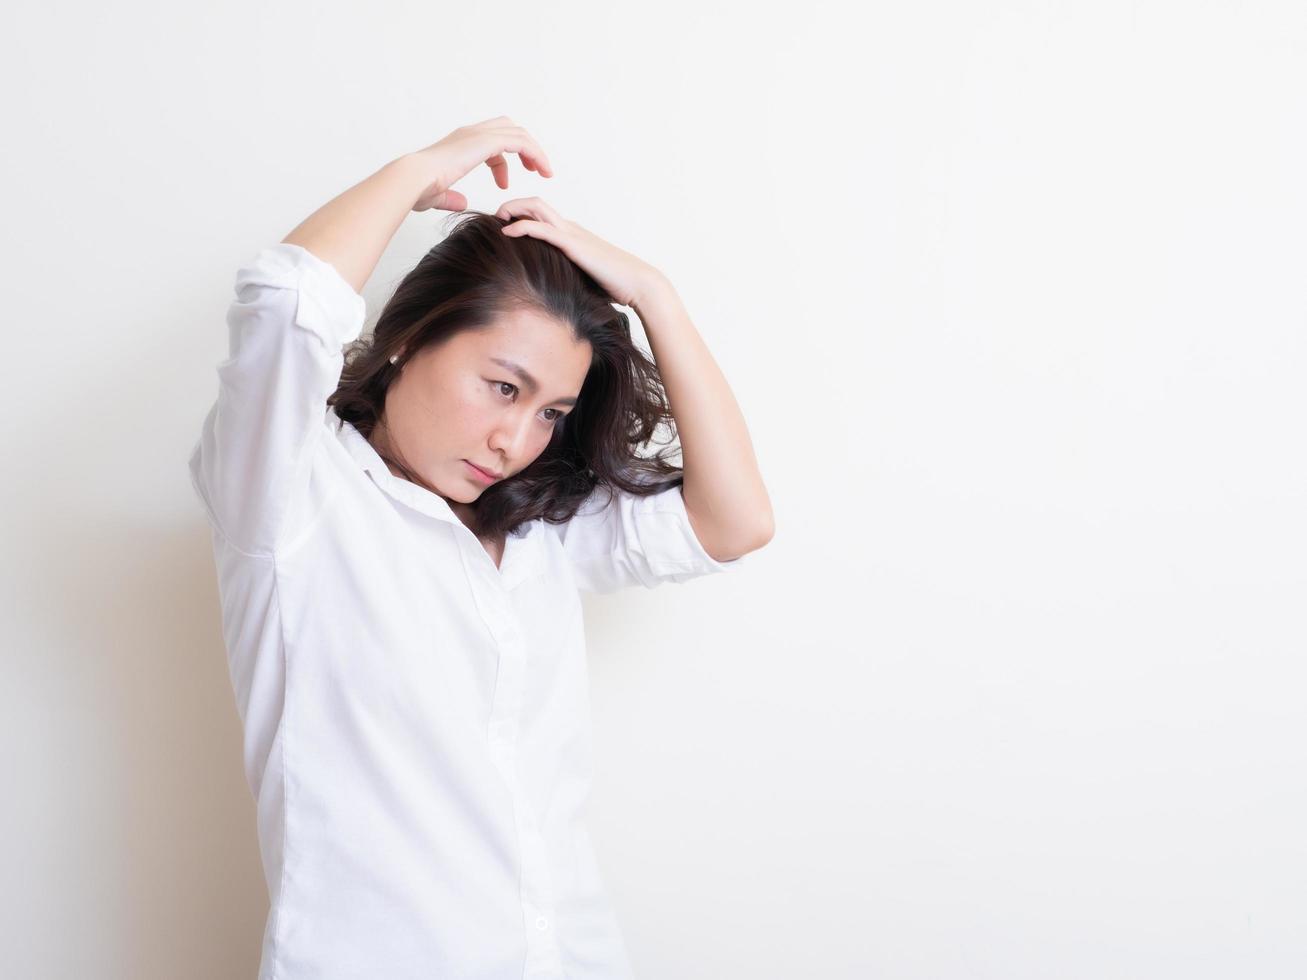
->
[2, 1, 1304, 977]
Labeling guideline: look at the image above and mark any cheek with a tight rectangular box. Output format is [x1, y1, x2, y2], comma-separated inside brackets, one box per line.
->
[397, 378, 478, 453]
[441, 379, 494, 439]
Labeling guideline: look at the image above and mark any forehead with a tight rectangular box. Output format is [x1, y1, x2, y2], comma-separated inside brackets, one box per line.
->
[455, 307, 592, 382]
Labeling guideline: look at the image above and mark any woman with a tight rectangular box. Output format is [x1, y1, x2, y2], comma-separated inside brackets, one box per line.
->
[188, 116, 774, 980]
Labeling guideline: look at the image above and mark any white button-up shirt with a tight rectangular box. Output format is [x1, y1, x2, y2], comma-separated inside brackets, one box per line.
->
[187, 242, 747, 980]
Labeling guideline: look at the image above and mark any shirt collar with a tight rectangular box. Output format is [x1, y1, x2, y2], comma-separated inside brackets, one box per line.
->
[330, 410, 543, 590]
[332, 411, 460, 526]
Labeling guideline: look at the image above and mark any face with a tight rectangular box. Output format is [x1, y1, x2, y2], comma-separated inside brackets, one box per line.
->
[369, 307, 593, 523]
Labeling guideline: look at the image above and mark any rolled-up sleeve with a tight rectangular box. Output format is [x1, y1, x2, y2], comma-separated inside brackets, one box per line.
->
[188, 242, 367, 556]
[553, 482, 748, 594]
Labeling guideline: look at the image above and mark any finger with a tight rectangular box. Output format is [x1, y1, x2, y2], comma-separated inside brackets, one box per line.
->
[524, 144, 553, 177]
[496, 197, 560, 227]
[521, 195, 555, 213]
[532, 197, 564, 223]
[508, 148, 551, 179]
[501, 218, 563, 245]
[483, 142, 543, 187]
[484, 152, 510, 189]
[437, 188, 468, 211]
[495, 198, 539, 221]
[527, 151, 553, 178]
[495, 129, 554, 178]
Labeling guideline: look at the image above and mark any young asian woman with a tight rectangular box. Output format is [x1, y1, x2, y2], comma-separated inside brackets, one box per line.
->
[188, 115, 773, 980]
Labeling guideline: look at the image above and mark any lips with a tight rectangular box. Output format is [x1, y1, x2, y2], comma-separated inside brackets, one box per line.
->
[465, 461, 502, 480]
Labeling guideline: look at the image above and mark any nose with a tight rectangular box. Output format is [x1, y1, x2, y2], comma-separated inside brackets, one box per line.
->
[488, 411, 537, 467]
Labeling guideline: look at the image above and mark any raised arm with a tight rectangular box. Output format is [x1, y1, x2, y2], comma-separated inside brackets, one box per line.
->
[187, 119, 553, 557]
[281, 154, 432, 295]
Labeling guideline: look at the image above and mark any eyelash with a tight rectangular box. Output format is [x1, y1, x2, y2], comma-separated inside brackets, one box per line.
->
[493, 381, 567, 423]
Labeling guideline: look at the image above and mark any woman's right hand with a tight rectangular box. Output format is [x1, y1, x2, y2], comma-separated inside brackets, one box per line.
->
[408, 116, 554, 213]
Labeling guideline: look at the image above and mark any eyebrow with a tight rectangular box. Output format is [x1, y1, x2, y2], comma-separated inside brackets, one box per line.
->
[489, 357, 578, 407]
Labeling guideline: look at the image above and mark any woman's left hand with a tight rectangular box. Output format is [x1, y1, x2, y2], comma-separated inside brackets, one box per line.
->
[496, 198, 664, 308]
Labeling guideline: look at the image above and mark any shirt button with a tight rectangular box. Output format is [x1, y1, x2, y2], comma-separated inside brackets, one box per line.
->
[535, 915, 549, 931]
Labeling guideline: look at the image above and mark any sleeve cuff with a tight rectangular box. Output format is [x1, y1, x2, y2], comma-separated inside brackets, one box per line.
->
[632, 484, 749, 575]
[234, 242, 368, 350]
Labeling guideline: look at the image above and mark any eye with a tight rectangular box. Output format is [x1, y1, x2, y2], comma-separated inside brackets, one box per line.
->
[491, 381, 568, 425]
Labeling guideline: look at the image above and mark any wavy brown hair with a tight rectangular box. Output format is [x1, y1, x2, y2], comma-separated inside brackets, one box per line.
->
[326, 210, 685, 540]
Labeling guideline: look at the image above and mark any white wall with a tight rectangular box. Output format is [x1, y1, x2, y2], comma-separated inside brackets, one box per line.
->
[3, 1, 1304, 977]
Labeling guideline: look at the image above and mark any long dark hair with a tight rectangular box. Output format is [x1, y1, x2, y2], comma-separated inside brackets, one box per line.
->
[327, 210, 685, 539]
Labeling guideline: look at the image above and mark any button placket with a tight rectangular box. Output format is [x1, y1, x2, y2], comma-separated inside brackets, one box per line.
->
[463, 537, 564, 977]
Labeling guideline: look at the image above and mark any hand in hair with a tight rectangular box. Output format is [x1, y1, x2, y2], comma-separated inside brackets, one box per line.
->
[496, 197, 665, 311]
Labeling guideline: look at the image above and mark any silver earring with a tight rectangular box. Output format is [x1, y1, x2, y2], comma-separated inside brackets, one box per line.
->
[389, 354, 399, 365]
